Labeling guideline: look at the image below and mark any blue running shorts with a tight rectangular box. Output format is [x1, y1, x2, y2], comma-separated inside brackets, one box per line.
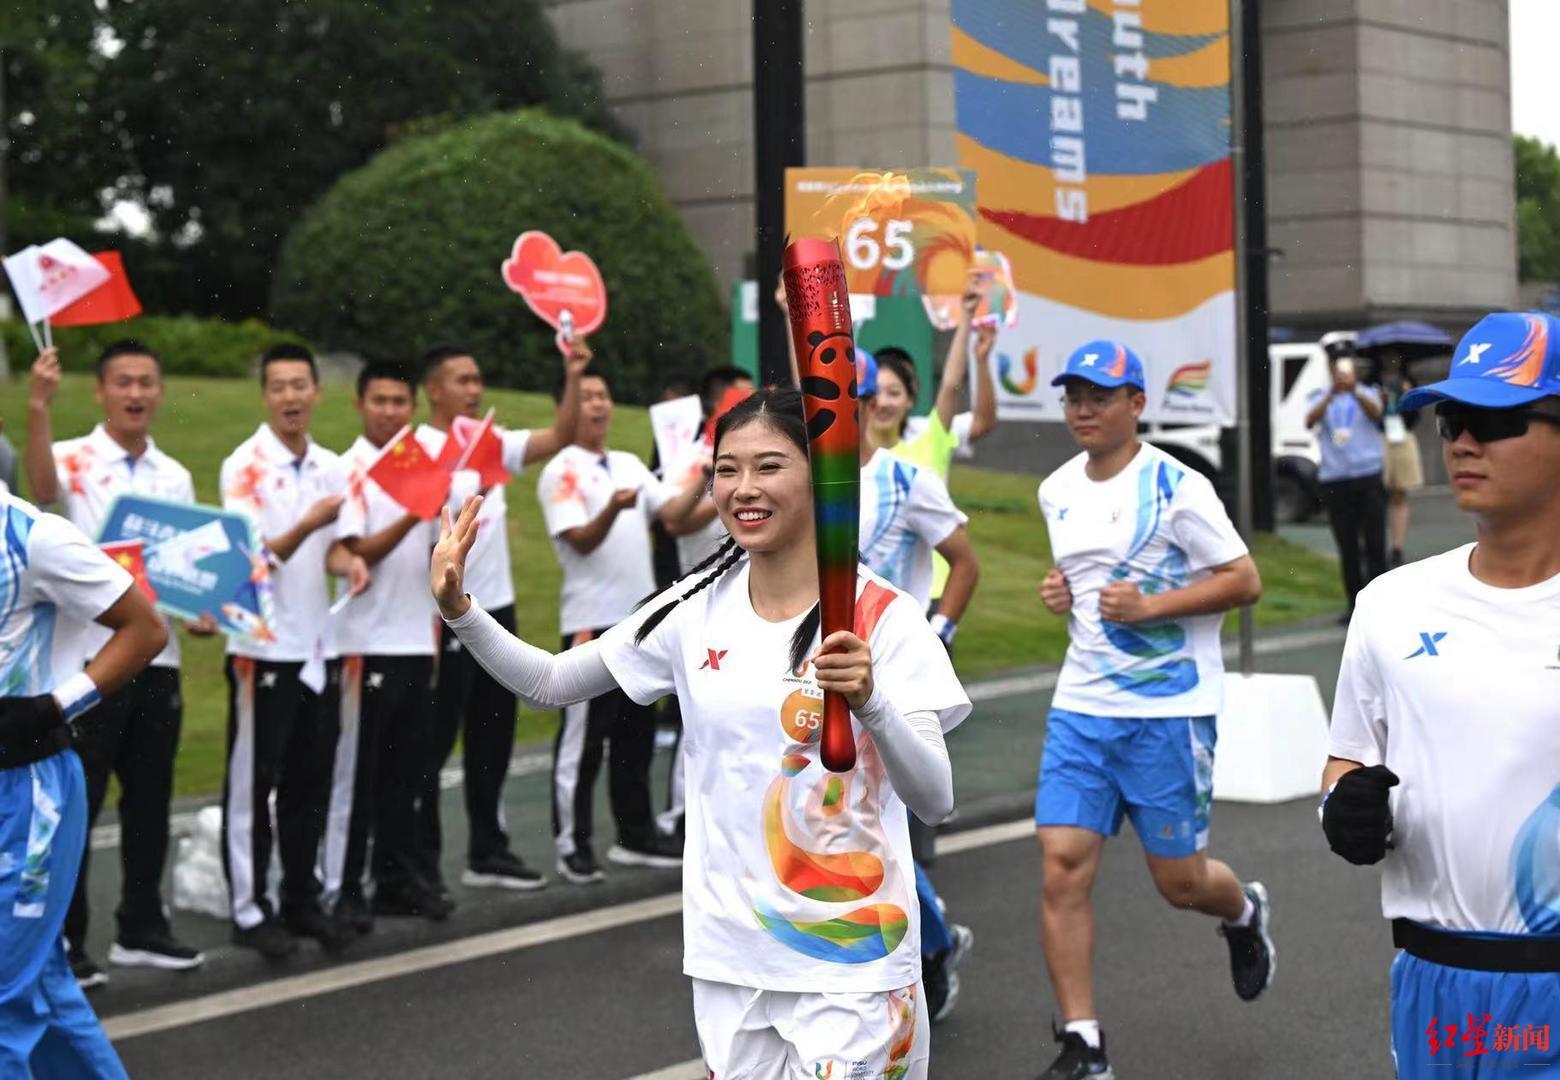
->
[1034, 708, 1216, 858]
[1391, 950, 1559, 1077]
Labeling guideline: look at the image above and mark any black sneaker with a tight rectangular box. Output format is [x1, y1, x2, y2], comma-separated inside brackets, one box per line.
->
[283, 906, 356, 955]
[556, 848, 606, 885]
[607, 835, 682, 869]
[232, 918, 299, 960]
[373, 880, 455, 922]
[1038, 1026, 1114, 1079]
[69, 946, 109, 990]
[336, 891, 374, 935]
[462, 851, 547, 892]
[109, 930, 205, 971]
[924, 949, 951, 1023]
[1219, 881, 1276, 1001]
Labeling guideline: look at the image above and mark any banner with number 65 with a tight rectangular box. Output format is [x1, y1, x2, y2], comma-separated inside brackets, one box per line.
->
[783, 167, 977, 297]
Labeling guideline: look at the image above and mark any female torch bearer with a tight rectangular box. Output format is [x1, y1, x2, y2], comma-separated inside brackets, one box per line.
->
[782, 238, 860, 773]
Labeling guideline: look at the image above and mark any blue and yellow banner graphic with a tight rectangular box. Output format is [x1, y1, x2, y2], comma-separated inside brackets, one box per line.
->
[951, 0, 1237, 425]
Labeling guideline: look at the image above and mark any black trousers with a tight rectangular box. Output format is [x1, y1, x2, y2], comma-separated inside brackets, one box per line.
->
[1320, 474, 1388, 608]
[221, 658, 339, 929]
[326, 655, 435, 901]
[417, 605, 518, 875]
[550, 629, 657, 857]
[65, 666, 182, 945]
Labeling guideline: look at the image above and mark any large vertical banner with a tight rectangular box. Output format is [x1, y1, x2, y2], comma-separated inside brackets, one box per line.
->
[950, 0, 1237, 426]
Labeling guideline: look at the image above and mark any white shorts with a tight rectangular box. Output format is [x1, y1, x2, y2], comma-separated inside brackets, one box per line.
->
[693, 978, 929, 1080]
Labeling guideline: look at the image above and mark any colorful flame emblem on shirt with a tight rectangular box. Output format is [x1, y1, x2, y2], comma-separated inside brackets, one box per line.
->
[1166, 360, 1212, 397]
[998, 348, 1040, 395]
[752, 584, 910, 965]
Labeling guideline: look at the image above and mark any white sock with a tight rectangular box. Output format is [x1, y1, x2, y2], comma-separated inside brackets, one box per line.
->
[1064, 1020, 1102, 1050]
[1225, 894, 1256, 928]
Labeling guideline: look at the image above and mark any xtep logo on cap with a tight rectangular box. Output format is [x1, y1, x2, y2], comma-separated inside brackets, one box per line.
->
[698, 648, 728, 671]
[1459, 342, 1492, 366]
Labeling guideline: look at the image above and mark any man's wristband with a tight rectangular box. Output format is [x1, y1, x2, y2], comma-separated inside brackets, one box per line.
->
[52, 672, 101, 724]
[929, 613, 957, 645]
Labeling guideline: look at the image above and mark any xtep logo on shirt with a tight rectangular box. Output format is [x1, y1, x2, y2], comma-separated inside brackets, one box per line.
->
[1405, 632, 1448, 659]
[698, 648, 728, 671]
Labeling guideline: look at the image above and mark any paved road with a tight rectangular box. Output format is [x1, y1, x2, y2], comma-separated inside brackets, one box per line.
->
[107, 801, 1397, 1079]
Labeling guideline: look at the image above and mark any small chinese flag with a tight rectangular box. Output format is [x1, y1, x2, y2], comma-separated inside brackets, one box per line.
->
[703, 385, 752, 445]
[450, 408, 510, 488]
[50, 252, 143, 327]
[367, 426, 452, 520]
[101, 539, 158, 603]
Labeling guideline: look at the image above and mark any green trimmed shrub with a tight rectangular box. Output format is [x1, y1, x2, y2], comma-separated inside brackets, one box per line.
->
[1, 315, 310, 379]
[270, 109, 726, 402]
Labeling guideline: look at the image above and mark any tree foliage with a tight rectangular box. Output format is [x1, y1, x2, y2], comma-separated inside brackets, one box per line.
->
[5, 1, 624, 317]
[1516, 135, 1560, 283]
[270, 109, 725, 403]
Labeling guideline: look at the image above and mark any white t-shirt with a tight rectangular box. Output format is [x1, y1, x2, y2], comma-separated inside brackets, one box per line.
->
[1328, 545, 1560, 936]
[0, 496, 133, 698]
[598, 562, 970, 992]
[220, 424, 345, 664]
[51, 424, 193, 669]
[1039, 443, 1248, 718]
[333, 436, 439, 657]
[538, 445, 673, 636]
[858, 449, 967, 609]
[414, 424, 530, 612]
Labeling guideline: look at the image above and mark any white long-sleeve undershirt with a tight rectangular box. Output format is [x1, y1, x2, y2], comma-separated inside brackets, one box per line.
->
[444, 599, 955, 824]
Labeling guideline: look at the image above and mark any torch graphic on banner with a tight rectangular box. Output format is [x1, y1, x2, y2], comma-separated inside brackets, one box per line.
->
[782, 237, 860, 774]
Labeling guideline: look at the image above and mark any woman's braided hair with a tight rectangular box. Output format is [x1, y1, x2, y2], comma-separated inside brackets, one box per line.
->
[633, 387, 824, 673]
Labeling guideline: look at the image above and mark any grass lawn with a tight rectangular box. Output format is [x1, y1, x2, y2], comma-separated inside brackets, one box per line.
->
[0, 375, 1343, 797]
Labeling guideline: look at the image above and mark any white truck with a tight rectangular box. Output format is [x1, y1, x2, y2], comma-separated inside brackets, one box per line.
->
[1144, 339, 1342, 524]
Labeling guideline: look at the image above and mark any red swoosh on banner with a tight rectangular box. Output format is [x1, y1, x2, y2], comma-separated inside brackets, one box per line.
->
[980, 158, 1232, 267]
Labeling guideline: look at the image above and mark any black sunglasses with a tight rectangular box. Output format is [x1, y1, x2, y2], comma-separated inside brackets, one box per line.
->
[1435, 405, 1560, 443]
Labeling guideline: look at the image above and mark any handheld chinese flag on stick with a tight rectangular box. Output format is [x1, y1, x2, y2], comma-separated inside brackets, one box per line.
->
[101, 540, 158, 603]
[51, 252, 142, 327]
[367, 426, 452, 520]
[782, 237, 860, 774]
[450, 408, 511, 488]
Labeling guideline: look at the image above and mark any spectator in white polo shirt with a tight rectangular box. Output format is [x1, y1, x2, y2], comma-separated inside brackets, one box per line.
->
[322, 362, 453, 935]
[537, 365, 708, 884]
[412, 338, 589, 893]
[25, 339, 213, 986]
[219, 344, 366, 959]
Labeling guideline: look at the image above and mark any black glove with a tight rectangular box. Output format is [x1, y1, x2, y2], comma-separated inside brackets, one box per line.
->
[1321, 764, 1400, 866]
[0, 694, 66, 769]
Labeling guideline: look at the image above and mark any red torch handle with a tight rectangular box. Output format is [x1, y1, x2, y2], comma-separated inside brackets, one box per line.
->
[819, 691, 856, 773]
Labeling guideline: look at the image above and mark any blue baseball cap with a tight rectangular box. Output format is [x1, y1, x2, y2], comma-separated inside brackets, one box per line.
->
[1050, 340, 1146, 391]
[855, 347, 878, 397]
[1400, 312, 1560, 411]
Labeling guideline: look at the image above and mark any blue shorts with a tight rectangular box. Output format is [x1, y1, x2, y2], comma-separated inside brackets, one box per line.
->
[0, 752, 129, 1078]
[1034, 708, 1216, 859]
[1391, 950, 1559, 1077]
